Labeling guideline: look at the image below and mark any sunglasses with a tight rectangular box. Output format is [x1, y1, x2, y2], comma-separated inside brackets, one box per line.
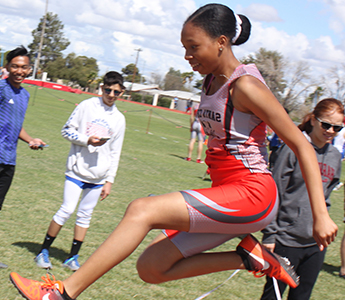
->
[103, 88, 122, 96]
[315, 117, 343, 132]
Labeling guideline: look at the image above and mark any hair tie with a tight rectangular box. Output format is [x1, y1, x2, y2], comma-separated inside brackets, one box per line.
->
[232, 14, 242, 44]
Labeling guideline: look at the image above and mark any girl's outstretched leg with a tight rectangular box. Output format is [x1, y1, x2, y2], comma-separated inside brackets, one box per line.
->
[10, 192, 190, 300]
[63, 192, 190, 298]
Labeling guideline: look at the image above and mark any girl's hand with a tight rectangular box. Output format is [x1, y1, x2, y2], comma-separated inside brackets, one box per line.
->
[313, 213, 338, 251]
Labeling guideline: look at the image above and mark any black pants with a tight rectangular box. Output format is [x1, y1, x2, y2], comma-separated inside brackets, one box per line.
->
[0, 164, 15, 210]
[260, 241, 326, 300]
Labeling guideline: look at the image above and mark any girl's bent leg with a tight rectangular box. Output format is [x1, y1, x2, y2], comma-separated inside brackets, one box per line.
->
[137, 233, 245, 284]
[62, 192, 190, 299]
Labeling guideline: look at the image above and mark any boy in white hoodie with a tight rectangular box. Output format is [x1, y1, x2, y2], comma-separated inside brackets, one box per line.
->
[34, 71, 126, 271]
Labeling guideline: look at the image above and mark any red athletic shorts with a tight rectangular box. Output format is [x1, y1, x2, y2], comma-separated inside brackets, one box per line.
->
[163, 152, 278, 257]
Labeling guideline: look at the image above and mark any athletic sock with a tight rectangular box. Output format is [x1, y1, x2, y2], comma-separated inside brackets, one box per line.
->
[39, 234, 56, 254]
[68, 239, 83, 258]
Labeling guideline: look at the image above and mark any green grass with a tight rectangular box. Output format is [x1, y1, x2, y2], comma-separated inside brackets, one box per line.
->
[1, 84, 345, 299]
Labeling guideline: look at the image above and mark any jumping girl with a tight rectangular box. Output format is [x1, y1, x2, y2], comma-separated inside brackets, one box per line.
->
[10, 4, 337, 300]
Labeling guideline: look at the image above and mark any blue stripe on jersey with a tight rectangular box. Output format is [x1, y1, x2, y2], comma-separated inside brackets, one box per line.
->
[0, 79, 30, 165]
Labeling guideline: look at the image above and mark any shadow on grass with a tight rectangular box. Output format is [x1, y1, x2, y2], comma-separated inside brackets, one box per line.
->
[12, 242, 69, 263]
[169, 153, 188, 160]
[199, 176, 211, 182]
[169, 153, 209, 168]
[322, 262, 340, 277]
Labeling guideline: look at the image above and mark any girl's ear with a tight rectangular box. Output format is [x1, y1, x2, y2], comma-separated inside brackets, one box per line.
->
[217, 35, 228, 50]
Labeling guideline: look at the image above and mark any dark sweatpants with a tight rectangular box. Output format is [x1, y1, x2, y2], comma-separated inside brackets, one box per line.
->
[0, 164, 15, 210]
[260, 241, 326, 300]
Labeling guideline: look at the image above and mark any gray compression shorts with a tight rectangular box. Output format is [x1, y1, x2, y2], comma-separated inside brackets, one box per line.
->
[190, 120, 203, 141]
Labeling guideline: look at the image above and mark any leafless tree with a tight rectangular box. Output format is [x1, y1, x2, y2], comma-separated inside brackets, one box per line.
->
[241, 48, 316, 120]
[280, 61, 314, 115]
[149, 72, 163, 88]
[322, 64, 345, 102]
[241, 48, 286, 101]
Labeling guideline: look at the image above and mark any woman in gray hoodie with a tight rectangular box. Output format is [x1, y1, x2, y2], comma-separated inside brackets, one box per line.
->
[261, 98, 344, 300]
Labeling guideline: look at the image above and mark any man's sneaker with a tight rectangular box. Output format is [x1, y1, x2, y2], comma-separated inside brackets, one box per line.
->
[62, 255, 80, 271]
[185, 157, 191, 161]
[10, 272, 65, 300]
[196, 159, 204, 164]
[34, 249, 52, 269]
[236, 234, 299, 288]
[0, 262, 8, 268]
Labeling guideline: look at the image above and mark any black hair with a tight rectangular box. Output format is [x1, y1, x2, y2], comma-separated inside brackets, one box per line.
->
[103, 71, 125, 90]
[298, 98, 344, 134]
[184, 3, 251, 46]
[6, 45, 30, 64]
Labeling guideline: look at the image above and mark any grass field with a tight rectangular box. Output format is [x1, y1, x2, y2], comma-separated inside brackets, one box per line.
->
[1, 84, 345, 299]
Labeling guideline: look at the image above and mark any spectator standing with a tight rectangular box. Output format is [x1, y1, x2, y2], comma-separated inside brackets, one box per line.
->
[185, 103, 204, 163]
[0, 46, 46, 269]
[34, 71, 126, 271]
[186, 99, 193, 113]
[260, 98, 343, 300]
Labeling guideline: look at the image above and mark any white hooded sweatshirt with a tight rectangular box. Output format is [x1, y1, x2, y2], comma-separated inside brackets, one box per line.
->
[61, 97, 125, 184]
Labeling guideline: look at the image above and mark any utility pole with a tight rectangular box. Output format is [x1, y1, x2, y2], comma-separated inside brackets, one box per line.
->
[140, 60, 146, 84]
[32, 0, 48, 79]
[129, 48, 142, 99]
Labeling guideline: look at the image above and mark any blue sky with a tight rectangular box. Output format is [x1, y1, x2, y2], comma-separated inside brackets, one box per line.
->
[198, 0, 340, 42]
[0, 0, 344, 83]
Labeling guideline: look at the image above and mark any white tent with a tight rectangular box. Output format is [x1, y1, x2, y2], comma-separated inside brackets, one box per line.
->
[123, 82, 160, 92]
[123, 82, 200, 110]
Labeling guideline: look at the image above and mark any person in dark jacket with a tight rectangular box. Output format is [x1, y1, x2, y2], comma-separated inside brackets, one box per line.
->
[261, 98, 344, 300]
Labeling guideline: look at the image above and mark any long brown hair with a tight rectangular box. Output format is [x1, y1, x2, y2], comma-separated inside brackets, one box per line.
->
[298, 98, 344, 134]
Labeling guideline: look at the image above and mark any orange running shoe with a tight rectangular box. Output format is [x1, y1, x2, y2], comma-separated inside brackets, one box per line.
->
[10, 272, 66, 300]
[236, 234, 300, 288]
